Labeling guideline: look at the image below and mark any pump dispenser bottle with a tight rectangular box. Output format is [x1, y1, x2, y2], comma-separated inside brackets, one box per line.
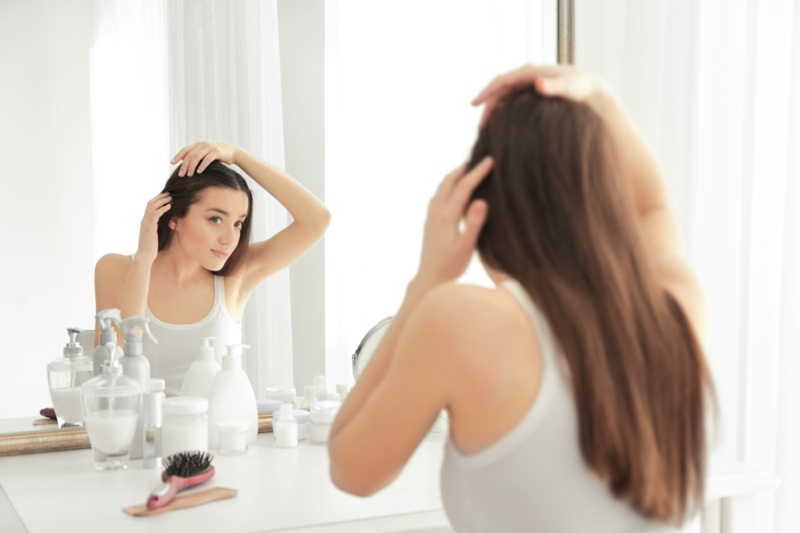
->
[81, 342, 142, 471]
[119, 316, 156, 459]
[47, 328, 94, 427]
[93, 309, 123, 376]
[207, 344, 258, 449]
[180, 337, 221, 399]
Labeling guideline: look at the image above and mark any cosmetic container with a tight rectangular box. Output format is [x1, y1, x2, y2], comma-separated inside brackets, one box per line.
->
[216, 420, 250, 455]
[81, 344, 141, 471]
[142, 378, 165, 469]
[162, 396, 208, 458]
[336, 383, 350, 402]
[180, 337, 221, 399]
[257, 398, 282, 414]
[309, 400, 342, 444]
[264, 387, 296, 405]
[93, 309, 123, 376]
[313, 375, 328, 401]
[119, 316, 155, 460]
[274, 404, 298, 448]
[272, 407, 310, 440]
[207, 344, 258, 449]
[47, 328, 93, 427]
[300, 385, 318, 409]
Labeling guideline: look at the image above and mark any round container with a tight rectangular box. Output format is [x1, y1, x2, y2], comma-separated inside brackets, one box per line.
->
[309, 400, 342, 444]
[216, 419, 250, 456]
[272, 408, 311, 440]
[264, 387, 297, 405]
[162, 396, 208, 458]
[256, 398, 282, 414]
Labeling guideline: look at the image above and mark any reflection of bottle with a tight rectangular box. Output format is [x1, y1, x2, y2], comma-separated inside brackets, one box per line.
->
[207, 344, 258, 449]
[48, 328, 94, 427]
[80, 343, 141, 471]
[181, 337, 221, 399]
[142, 378, 165, 469]
[120, 316, 156, 460]
[274, 403, 298, 448]
[93, 309, 123, 376]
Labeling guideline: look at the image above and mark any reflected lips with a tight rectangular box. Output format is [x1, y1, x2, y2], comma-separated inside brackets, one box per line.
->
[212, 250, 228, 259]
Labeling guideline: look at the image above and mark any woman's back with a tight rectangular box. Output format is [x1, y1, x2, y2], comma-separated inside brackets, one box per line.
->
[439, 279, 690, 532]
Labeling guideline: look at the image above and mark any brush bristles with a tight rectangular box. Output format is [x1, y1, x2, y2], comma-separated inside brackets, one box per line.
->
[162, 451, 214, 477]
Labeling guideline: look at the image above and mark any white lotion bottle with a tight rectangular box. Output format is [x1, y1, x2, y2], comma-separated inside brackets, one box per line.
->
[180, 337, 221, 399]
[274, 403, 298, 448]
[207, 344, 258, 449]
[119, 316, 155, 459]
[93, 309, 123, 376]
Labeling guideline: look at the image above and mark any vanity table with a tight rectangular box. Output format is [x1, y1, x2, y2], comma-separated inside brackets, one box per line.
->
[0, 430, 780, 533]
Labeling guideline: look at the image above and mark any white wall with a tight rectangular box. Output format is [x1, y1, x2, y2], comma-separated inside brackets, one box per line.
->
[0, 0, 96, 418]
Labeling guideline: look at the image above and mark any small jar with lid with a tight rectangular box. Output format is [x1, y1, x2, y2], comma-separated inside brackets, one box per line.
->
[162, 396, 208, 458]
[309, 400, 342, 444]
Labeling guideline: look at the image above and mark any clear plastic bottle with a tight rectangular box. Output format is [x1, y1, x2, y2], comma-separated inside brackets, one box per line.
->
[119, 316, 155, 460]
[48, 328, 94, 427]
[274, 403, 298, 448]
[142, 378, 165, 469]
[93, 309, 123, 376]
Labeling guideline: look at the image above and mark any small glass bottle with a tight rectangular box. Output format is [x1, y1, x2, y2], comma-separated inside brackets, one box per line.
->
[274, 403, 298, 448]
[142, 378, 165, 469]
[162, 396, 208, 458]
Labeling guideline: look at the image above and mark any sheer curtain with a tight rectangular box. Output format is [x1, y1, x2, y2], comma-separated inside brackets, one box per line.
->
[577, 1, 799, 531]
[91, 0, 291, 395]
[167, 0, 292, 393]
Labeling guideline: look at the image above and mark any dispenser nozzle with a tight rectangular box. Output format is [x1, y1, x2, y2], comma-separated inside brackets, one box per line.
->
[95, 309, 122, 331]
[120, 316, 158, 344]
[225, 344, 250, 358]
[64, 327, 83, 356]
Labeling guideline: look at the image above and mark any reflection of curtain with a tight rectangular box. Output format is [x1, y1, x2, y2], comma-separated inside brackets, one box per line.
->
[577, 2, 799, 531]
[168, 0, 291, 393]
[92, 0, 291, 394]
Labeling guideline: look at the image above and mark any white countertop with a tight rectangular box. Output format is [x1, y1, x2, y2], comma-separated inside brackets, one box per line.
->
[0, 429, 780, 533]
[0, 432, 453, 533]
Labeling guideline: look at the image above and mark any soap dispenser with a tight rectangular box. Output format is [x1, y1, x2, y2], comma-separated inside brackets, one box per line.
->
[207, 344, 258, 449]
[180, 337, 221, 399]
[81, 342, 142, 471]
[93, 309, 123, 376]
[119, 316, 156, 459]
[47, 328, 94, 427]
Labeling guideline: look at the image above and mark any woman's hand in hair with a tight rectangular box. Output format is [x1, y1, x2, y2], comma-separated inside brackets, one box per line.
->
[171, 141, 239, 177]
[414, 157, 493, 288]
[137, 192, 171, 263]
[472, 64, 608, 126]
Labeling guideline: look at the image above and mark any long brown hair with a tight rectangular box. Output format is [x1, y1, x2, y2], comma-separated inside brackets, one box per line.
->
[158, 161, 254, 276]
[468, 88, 715, 522]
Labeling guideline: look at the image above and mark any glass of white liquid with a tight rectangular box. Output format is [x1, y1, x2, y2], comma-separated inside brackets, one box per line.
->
[81, 359, 141, 471]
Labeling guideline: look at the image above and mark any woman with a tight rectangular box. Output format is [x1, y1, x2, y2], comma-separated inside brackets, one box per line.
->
[328, 65, 715, 531]
[95, 142, 330, 395]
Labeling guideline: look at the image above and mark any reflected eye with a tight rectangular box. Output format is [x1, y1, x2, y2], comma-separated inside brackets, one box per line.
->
[234, 221, 244, 229]
[209, 216, 222, 224]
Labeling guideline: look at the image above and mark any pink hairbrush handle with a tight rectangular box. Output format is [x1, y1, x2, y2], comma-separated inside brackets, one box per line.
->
[146, 466, 215, 510]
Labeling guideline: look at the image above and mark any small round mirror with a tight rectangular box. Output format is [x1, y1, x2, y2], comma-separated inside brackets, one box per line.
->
[351, 317, 393, 380]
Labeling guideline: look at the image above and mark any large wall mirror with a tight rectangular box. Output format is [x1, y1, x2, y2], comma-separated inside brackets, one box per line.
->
[0, 0, 567, 453]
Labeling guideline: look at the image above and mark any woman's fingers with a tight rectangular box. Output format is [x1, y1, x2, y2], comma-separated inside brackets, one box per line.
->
[460, 199, 488, 247]
[448, 157, 493, 216]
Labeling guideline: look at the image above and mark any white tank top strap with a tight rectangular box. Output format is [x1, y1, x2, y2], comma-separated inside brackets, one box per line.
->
[499, 279, 559, 370]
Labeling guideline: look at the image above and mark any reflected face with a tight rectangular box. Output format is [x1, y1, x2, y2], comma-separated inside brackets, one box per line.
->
[170, 186, 249, 271]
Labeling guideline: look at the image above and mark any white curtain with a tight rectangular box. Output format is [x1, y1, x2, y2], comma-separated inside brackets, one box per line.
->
[91, 0, 291, 396]
[576, 1, 800, 531]
[167, 0, 292, 394]
[324, 0, 558, 388]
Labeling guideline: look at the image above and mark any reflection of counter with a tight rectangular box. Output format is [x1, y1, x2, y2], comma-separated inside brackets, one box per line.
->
[0, 431, 780, 533]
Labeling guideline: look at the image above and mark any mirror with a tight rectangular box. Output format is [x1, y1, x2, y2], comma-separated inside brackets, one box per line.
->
[1, 0, 567, 452]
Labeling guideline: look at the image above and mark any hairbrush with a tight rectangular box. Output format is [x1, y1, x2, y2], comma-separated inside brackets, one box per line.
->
[146, 451, 215, 511]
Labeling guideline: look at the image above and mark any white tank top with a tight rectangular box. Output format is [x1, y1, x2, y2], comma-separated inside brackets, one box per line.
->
[142, 274, 242, 396]
[440, 279, 694, 533]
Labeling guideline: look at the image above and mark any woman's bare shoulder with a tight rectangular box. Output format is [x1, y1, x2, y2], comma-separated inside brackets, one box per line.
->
[95, 253, 133, 275]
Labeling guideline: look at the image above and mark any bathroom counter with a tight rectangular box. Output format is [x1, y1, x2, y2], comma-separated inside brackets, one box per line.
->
[0, 430, 781, 533]
[0, 431, 452, 533]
